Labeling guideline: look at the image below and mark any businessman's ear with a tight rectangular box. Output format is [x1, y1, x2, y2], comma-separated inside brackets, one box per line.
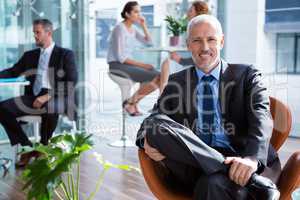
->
[186, 38, 191, 51]
[47, 31, 53, 38]
[220, 34, 225, 49]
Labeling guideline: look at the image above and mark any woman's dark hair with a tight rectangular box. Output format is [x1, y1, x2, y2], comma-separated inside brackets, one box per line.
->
[192, 1, 209, 15]
[121, 1, 139, 19]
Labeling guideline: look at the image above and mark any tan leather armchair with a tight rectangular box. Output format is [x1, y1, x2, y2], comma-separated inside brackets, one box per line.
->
[138, 97, 300, 200]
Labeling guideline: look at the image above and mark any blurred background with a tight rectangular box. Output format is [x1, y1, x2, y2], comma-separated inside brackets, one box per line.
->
[0, 0, 299, 141]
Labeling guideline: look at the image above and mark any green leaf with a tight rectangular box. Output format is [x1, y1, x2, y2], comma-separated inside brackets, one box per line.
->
[21, 132, 94, 200]
[164, 15, 188, 36]
[93, 152, 141, 173]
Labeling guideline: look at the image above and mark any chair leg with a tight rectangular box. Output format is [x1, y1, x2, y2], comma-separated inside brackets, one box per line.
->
[33, 121, 40, 143]
[14, 145, 19, 162]
[71, 121, 77, 135]
[108, 83, 135, 148]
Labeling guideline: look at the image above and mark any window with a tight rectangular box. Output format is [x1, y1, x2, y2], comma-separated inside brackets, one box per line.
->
[297, 37, 300, 73]
[265, 0, 300, 24]
[265, 0, 300, 32]
[95, 9, 117, 58]
[141, 5, 154, 27]
[276, 33, 300, 73]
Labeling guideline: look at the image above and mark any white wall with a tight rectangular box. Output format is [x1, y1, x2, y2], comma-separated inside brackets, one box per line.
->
[225, 0, 259, 65]
[224, 0, 300, 137]
[254, 0, 277, 74]
[224, 0, 275, 73]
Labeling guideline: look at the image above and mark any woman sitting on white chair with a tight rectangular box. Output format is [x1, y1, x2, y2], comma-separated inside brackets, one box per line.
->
[107, 1, 160, 116]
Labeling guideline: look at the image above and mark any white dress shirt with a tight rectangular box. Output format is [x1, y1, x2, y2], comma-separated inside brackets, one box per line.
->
[33, 42, 55, 95]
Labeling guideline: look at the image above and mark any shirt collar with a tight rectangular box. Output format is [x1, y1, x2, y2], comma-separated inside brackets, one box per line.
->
[195, 61, 221, 81]
[40, 42, 55, 54]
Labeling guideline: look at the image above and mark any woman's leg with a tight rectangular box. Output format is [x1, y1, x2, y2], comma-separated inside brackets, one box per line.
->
[124, 75, 160, 113]
[109, 62, 160, 115]
[159, 58, 170, 95]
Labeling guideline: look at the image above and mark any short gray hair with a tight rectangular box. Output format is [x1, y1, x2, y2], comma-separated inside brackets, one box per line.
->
[33, 19, 53, 32]
[187, 14, 223, 39]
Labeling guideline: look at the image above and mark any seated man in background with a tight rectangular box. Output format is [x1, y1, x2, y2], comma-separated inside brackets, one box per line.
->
[0, 19, 77, 167]
[136, 15, 281, 199]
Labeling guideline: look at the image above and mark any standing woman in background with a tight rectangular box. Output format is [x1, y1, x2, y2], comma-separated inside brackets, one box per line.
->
[107, 1, 160, 116]
[159, 1, 209, 93]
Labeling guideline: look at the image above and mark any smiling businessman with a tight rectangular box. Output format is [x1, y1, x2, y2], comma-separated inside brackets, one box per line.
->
[136, 15, 281, 200]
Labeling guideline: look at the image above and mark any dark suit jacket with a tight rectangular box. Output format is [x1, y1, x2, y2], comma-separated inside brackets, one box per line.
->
[0, 45, 78, 118]
[137, 60, 279, 175]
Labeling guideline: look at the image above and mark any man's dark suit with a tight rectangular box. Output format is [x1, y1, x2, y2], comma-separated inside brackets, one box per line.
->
[0, 45, 77, 146]
[136, 60, 281, 199]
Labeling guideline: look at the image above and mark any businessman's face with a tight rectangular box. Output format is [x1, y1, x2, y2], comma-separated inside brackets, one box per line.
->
[33, 24, 52, 47]
[187, 21, 224, 73]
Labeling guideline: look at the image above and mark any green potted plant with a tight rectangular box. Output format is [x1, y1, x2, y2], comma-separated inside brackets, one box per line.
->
[21, 132, 140, 200]
[165, 15, 186, 46]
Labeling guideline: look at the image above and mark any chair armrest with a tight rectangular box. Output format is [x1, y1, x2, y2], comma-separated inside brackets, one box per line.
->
[278, 151, 300, 200]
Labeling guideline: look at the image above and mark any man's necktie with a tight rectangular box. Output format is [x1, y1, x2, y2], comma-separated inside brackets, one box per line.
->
[200, 75, 215, 145]
[33, 50, 47, 96]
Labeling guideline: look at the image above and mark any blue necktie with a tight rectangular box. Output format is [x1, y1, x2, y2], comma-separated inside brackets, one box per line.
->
[33, 49, 47, 96]
[200, 75, 215, 145]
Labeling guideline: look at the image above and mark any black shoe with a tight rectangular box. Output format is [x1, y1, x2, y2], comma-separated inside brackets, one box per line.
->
[247, 174, 280, 200]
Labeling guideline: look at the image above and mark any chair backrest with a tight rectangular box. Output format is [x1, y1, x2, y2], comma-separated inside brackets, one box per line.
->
[269, 97, 292, 151]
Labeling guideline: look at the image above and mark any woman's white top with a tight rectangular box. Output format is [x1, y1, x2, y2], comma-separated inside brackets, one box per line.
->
[107, 22, 151, 63]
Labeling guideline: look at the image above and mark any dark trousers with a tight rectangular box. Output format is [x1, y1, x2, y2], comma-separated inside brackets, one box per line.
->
[143, 114, 250, 200]
[0, 95, 63, 146]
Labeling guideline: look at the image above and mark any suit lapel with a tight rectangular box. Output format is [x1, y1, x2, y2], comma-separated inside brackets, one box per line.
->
[49, 45, 59, 68]
[48, 45, 59, 87]
[33, 49, 41, 70]
[182, 67, 198, 131]
[219, 60, 235, 118]
[29, 49, 41, 85]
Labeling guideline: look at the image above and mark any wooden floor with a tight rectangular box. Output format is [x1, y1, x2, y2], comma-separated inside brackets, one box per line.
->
[0, 136, 298, 200]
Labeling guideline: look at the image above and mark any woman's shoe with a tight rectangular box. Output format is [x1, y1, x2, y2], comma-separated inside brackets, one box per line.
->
[15, 151, 44, 168]
[15, 152, 32, 168]
[122, 99, 139, 117]
[133, 111, 143, 116]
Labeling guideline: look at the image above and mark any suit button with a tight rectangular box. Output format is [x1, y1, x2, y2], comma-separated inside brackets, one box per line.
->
[57, 69, 65, 78]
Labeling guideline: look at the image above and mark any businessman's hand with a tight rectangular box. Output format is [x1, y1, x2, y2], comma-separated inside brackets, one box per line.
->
[33, 94, 51, 109]
[144, 137, 166, 161]
[224, 156, 258, 186]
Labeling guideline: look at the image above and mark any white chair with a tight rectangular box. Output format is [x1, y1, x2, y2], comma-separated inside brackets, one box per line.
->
[14, 115, 77, 155]
[17, 114, 78, 138]
[58, 115, 77, 135]
[15, 115, 42, 160]
[17, 115, 42, 143]
[108, 72, 137, 147]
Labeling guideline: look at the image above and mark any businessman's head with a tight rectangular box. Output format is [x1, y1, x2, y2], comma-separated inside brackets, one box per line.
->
[33, 19, 53, 48]
[186, 15, 224, 73]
